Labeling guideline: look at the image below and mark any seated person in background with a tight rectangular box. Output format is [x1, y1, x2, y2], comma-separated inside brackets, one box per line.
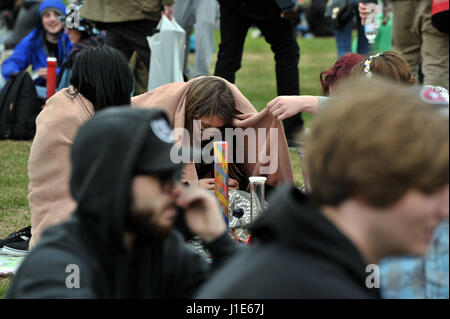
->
[27, 45, 134, 251]
[196, 78, 449, 298]
[6, 107, 236, 298]
[267, 50, 414, 119]
[132, 76, 294, 193]
[266, 53, 365, 120]
[57, 0, 103, 90]
[1, 0, 72, 98]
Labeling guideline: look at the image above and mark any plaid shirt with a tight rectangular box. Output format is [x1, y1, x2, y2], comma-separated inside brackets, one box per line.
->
[379, 220, 449, 299]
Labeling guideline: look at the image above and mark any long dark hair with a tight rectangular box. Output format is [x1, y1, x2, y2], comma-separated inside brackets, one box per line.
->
[70, 45, 134, 111]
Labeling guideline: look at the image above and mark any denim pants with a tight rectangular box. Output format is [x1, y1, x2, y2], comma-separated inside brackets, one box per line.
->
[333, 0, 370, 58]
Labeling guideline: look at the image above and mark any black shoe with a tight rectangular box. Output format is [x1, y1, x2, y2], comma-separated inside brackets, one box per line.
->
[0, 226, 31, 256]
[1, 240, 29, 257]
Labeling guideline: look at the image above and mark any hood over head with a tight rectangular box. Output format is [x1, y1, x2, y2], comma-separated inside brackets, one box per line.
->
[248, 185, 375, 292]
[39, 0, 66, 18]
[70, 107, 183, 249]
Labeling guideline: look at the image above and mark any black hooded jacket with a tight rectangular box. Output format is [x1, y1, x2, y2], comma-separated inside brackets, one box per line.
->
[6, 107, 237, 298]
[196, 185, 382, 298]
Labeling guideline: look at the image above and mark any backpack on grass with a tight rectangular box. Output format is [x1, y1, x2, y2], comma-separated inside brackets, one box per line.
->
[0, 71, 43, 140]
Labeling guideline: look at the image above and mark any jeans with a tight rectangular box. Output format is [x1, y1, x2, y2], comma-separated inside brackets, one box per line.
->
[333, 0, 370, 58]
[214, 5, 303, 136]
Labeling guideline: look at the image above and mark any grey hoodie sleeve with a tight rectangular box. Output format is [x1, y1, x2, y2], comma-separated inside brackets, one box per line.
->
[5, 248, 96, 299]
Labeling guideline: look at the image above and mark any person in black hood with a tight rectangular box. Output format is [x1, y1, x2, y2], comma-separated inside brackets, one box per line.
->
[6, 107, 237, 298]
[196, 78, 449, 298]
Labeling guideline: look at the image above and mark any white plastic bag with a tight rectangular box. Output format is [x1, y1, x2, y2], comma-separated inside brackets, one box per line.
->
[147, 15, 185, 91]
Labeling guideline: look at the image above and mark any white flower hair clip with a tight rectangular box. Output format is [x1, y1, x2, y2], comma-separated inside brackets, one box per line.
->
[364, 53, 381, 78]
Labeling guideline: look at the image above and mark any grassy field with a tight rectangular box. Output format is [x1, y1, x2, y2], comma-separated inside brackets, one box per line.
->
[0, 32, 337, 297]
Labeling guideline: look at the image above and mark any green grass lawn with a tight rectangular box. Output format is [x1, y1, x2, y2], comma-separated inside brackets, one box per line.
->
[0, 33, 337, 297]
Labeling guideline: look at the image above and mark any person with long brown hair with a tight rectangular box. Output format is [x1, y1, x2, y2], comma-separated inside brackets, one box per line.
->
[132, 76, 294, 192]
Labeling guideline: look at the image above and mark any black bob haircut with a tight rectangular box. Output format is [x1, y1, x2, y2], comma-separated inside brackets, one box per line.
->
[70, 45, 135, 111]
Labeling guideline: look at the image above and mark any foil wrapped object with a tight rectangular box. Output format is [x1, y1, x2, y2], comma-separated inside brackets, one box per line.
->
[186, 190, 268, 257]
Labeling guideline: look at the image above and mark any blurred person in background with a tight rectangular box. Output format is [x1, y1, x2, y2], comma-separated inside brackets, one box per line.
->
[174, 0, 217, 80]
[0, 0, 72, 97]
[80, 0, 175, 94]
[267, 50, 413, 120]
[2, 0, 42, 50]
[213, 0, 303, 147]
[359, 0, 449, 90]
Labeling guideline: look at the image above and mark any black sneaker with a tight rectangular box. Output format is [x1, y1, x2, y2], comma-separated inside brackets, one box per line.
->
[0, 226, 31, 256]
[1, 240, 29, 257]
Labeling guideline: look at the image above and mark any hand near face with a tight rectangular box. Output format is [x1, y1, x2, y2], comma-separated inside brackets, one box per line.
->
[176, 186, 227, 243]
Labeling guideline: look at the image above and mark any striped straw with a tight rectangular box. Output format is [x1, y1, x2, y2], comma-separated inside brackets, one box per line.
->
[214, 141, 229, 226]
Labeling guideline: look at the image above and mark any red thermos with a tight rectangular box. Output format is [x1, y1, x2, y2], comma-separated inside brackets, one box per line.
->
[46, 57, 57, 99]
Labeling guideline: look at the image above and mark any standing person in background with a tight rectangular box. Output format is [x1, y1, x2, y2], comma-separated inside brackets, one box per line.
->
[214, 0, 303, 146]
[80, 0, 175, 94]
[332, 0, 379, 58]
[0, 0, 72, 97]
[3, 0, 42, 50]
[359, 0, 449, 90]
[174, 0, 217, 80]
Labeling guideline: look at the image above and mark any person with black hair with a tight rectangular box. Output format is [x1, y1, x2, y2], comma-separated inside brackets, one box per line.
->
[25, 45, 134, 252]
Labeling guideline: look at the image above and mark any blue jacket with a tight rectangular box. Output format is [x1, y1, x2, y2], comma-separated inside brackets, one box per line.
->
[1, 0, 72, 85]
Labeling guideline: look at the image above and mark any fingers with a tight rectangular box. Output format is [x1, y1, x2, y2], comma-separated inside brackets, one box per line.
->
[176, 187, 210, 208]
[266, 96, 280, 111]
[271, 106, 285, 118]
[228, 178, 240, 190]
[199, 178, 215, 190]
[277, 113, 289, 121]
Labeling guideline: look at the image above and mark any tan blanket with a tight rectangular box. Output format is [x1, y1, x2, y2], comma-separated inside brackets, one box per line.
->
[28, 87, 94, 249]
[131, 77, 294, 187]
